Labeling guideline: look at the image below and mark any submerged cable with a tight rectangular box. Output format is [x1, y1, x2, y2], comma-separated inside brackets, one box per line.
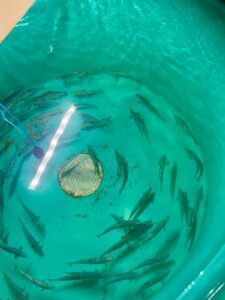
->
[0, 102, 44, 159]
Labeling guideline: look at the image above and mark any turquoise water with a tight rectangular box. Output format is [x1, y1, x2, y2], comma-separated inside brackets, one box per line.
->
[0, 1, 225, 300]
[0, 72, 207, 299]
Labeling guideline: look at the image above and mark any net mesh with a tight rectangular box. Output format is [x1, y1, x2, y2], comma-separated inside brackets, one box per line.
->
[58, 153, 103, 198]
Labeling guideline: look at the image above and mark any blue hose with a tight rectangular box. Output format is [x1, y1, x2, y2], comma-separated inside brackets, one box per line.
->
[0, 102, 44, 159]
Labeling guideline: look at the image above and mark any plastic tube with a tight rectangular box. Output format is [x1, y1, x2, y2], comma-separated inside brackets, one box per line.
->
[0, 102, 44, 159]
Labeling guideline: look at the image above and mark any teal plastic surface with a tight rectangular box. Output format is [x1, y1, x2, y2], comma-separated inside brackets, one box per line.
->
[0, 1, 225, 299]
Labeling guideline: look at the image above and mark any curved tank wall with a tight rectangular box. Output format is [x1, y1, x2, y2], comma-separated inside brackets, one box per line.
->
[0, 0, 225, 299]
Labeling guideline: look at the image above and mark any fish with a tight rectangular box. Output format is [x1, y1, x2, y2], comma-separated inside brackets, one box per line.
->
[68, 255, 113, 266]
[132, 216, 169, 248]
[188, 207, 194, 226]
[185, 147, 203, 180]
[187, 213, 197, 250]
[101, 235, 130, 256]
[0, 219, 9, 244]
[87, 146, 101, 178]
[106, 271, 139, 285]
[177, 188, 189, 227]
[19, 198, 45, 233]
[170, 164, 177, 199]
[32, 91, 67, 103]
[156, 230, 180, 255]
[0, 189, 4, 216]
[19, 220, 44, 256]
[136, 270, 170, 294]
[73, 89, 102, 98]
[0, 170, 4, 214]
[113, 71, 136, 82]
[97, 219, 139, 238]
[114, 150, 129, 194]
[0, 242, 27, 258]
[136, 93, 163, 120]
[3, 149, 17, 183]
[27, 109, 63, 126]
[79, 113, 99, 123]
[110, 213, 125, 224]
[130, 108, 148, 137]
[3, 272, 29, 300]
[76, 103, 97, 110]
[185, 188, 202, 249]
[60, 71, 89, 81]
[0, 169, 5, 186]
[193, 186, 203, 220]
[17, 87, 43, 101]
[49, 271, 105, 281]
[158, 155, 169, 191]
[17, 268, 54, 290]
[142, 259, 175, 274]
[102, 220, 153, 256]
[2, 90, 23, 105]
[129, 220, 153, 233]
[129, 188, 155, 220]
[133, 253, 170, 270]
[174, 114, 198, 145]
[8, 154, 29, 198]
[0, 139, 13, 156]
[80, 117, 111, 130]
[131, 190, 155, 220]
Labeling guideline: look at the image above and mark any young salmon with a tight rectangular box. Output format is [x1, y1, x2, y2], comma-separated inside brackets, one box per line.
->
[19, 220, 44, 257]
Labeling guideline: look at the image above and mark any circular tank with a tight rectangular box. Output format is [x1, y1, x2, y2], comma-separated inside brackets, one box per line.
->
[0, 1, 225, 300]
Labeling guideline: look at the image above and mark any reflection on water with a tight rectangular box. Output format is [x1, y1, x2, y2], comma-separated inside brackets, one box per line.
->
[0, 70, 207, 299]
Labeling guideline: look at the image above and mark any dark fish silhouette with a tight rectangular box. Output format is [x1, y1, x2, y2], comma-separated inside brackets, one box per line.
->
[0, 219, 9, 244]
[136, 93, 163, 120]
[174, 114, 198, 145]
[73, 89, 102, 98]
[17, 268, 54, 290]
[114, 150, 129, 194]
[130, 108, 148, 138]
[133, 253, 170, 270]
[19, 220, 44, 256]
[49, 271, 105, 281]
[185, 147, 203, 179]
[68, 255, 112, 266]
[3, 272, 29, 300]
[136, 270, 170, 294]
[133, 216, 169, 248]
[19, 198, 45, 233]
[106, 271, 139, 285]
[97, 219, 139, 238]
[0, 242, 27, 258]
[102, 220, 153, 255]
[32, 91, 67, 103]
[129, 188, 155, 220]
[158, 155, 169, 191]
[178, 188, 189, 227]
[8, 154, 30, 198]
[170, 164, 177, 199]
[87, 146, 102, 178]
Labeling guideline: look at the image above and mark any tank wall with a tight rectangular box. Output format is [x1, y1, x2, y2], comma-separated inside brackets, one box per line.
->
[0, 0, 225, 298]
